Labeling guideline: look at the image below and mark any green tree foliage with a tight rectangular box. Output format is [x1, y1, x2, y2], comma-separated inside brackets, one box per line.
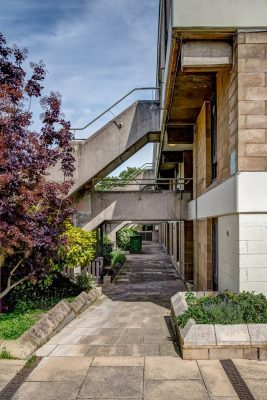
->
[116, 227, 138, 251]
[111, 249, 126, 266]
[102, 235, 113, 266]
[56, 223, 97, 270]
[95, 167, 142, 191]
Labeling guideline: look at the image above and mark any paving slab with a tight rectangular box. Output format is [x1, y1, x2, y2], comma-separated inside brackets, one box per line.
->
[78, 366, 143, 399]
[145, 356, 201, 380]
[144, 379, 209, 400]
[26, 356, 92, 382]
[49, 344, 91, 356]
[234, 359, 267, 380]
[198, 363, 237, 397]
[12, 381, 81, 400]
[92, 356, 144, 367]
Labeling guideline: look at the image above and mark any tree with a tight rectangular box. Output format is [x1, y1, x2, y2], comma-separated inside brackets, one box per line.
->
[0, 33, 75, 300]
[95, 167, 142, 191]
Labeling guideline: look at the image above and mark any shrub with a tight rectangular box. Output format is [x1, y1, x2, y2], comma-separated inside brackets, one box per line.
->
[116, 227, 138, 250]
[73, 273, 94, 291]
[111, 249, 126, 266]
[176, 291, 267, 328]
[102, 235, 113, 265]
[56, 223, 97, 270]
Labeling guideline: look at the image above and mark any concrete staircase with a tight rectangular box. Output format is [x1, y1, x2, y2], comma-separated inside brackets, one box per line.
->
[48, 101, 160, 196]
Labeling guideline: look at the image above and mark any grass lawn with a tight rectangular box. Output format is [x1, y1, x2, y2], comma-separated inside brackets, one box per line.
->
[0, 310, 44, 340]
[0, 295, 78, 340]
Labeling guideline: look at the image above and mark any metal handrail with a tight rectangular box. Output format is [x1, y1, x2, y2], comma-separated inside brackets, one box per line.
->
[93, 177, 193, 189]
[71, 87, 159, 131]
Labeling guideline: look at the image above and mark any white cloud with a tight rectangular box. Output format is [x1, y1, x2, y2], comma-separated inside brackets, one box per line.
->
[1, 0, 158, 168]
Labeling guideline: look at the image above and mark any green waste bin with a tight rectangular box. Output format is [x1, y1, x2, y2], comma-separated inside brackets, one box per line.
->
[130, 235, 142, 253]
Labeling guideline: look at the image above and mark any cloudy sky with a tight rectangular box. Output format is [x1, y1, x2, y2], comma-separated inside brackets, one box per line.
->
[1, 0, 159, 174]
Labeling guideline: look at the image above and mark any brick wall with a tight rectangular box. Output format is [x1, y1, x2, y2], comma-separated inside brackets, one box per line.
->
[237, 32, 267, 171]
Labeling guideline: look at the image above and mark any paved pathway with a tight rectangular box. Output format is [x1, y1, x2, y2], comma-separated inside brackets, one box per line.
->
[1, 241, 267, 399]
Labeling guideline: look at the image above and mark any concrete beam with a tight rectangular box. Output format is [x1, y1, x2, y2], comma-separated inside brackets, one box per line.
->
[181, 41, 232, 72]
[83, 191, 191, 231]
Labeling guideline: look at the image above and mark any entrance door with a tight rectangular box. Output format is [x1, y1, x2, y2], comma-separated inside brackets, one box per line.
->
[212, 218, 218, 290]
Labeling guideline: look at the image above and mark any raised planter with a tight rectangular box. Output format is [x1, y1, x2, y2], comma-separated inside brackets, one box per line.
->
[171, 291, 267, 361]
[0, 287, 102, 359]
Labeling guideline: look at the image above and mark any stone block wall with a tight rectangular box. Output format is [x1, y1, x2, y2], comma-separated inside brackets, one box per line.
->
[237, 32, 267, 171]
[239, 214, 267, 296]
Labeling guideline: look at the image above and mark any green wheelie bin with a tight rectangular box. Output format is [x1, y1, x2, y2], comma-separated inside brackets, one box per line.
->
[130, 234, 142, 253]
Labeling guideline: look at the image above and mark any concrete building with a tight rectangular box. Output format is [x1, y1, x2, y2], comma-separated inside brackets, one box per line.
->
[156, 0, 267, 295]
[50, 0, 267, 296]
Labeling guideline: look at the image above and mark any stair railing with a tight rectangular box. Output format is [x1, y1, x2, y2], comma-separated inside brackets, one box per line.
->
[70, 87, 159, 136]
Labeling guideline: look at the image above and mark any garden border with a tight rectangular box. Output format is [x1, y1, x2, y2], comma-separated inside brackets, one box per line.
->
[0, 287, 102, 359]
[171, 291, 267, 360]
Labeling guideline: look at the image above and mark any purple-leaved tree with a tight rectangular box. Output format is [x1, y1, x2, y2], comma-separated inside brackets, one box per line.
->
[0, 33, 75, 300]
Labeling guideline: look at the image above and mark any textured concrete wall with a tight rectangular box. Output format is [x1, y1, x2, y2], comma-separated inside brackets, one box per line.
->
[172, 0, 267, 28]
[85, 191, 190, 230]
[218, 215, 239, 293]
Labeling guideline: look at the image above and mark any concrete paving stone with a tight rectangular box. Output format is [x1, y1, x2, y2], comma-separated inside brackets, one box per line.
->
[144, 328, 166, 336]
[123, 344, 160, 356]
[35, 344, 57, 356]
[215, 324, 251, 346]
[244, 378, 267, 399]
[99, 328, 126, 336]
[209, 398, 239, 400]
[86, 345, 125, 356]
[234, 359, 267, 380]
[78, 366, 143, 399]
[92, 356, 144, 367]
[49, 344, 91, 356]
[125, 328, 146, 336]
[12, 381, 81, 400]
[145, 356, 201, 380]
[0, 360, 26, 366]
[26, 356, 92, 382]
[144, 379, 209, 400]
[0, 365, 23, 381]
[82, 335, 120, 345]
[0, 381, 9, 391]
[116, 335, 144, 345]
[143, 335, 169, 344]
[199, 364, 237, 397]
[159, 342, 179, 356]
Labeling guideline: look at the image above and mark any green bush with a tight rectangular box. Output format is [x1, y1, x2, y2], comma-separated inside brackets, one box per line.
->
[102, 235, 113, 265]
[73, 273, 94, 291]
[54, 222, 97, 270]
[116, 227, 138, 250]
[111, 249, 126, 266]
[176, 291, 267, 328]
